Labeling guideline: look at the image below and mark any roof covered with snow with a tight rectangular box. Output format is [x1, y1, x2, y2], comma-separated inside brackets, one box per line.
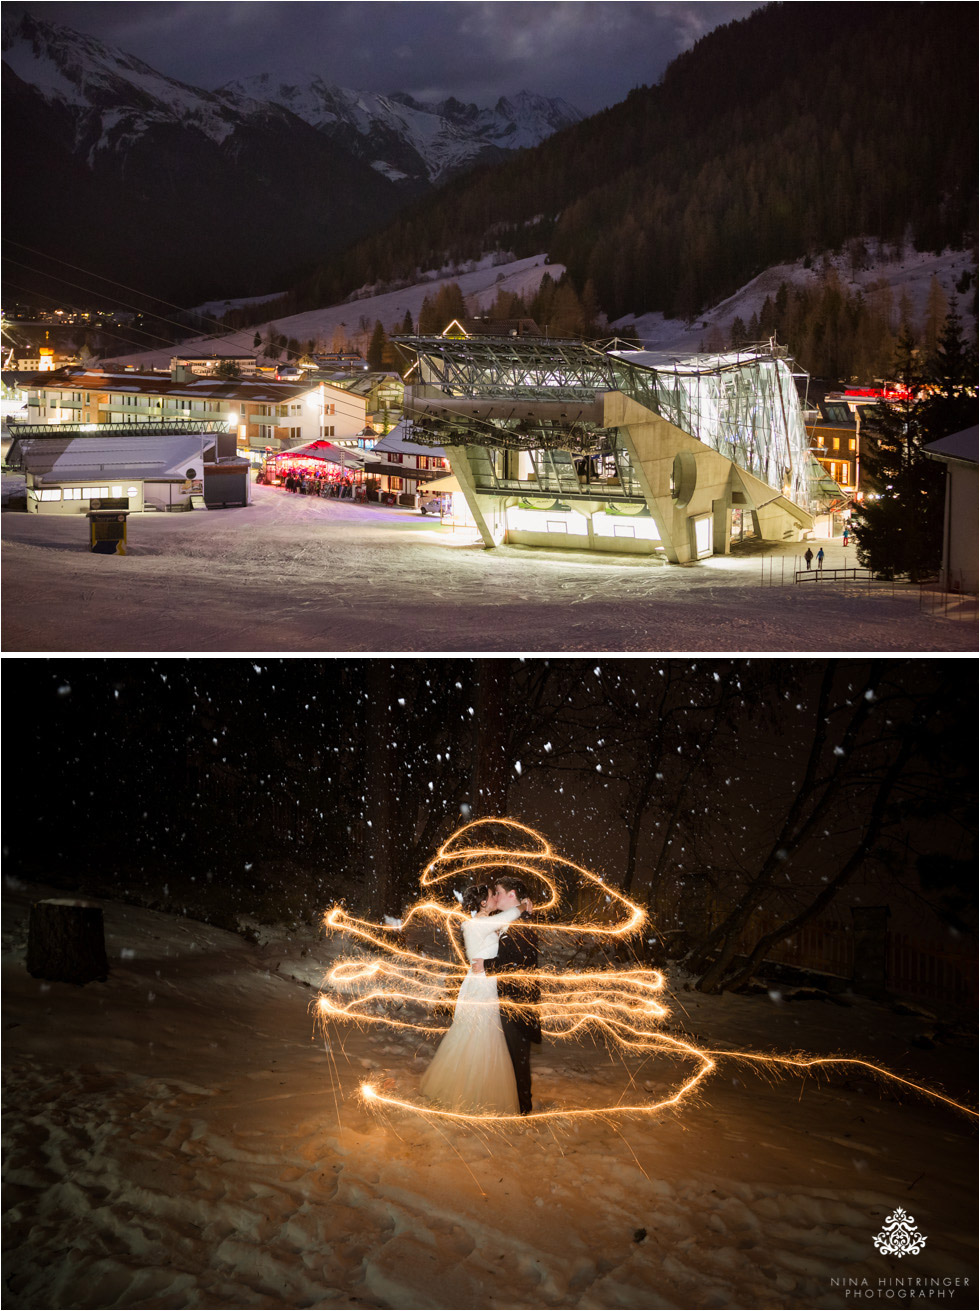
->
[31, 368, 323, 403]
[371, 421, 446, 458]
[10, 432, 213, 483]
[923, 425, 978, 466]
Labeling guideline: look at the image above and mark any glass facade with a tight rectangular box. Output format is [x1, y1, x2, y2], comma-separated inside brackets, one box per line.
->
[611, 350, 812, 511]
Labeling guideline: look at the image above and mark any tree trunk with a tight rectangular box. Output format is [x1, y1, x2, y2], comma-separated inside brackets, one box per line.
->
[473, 661, 510, 817]
[27, 898, 108, 985]
[364, 664, 397, 918]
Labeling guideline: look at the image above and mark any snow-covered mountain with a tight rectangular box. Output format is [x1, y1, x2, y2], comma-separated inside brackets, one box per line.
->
[1, 10, 405, 303]
[0, 9, 579, 304]
[0, 9, 307, 156]
[219, 77, 583, 183]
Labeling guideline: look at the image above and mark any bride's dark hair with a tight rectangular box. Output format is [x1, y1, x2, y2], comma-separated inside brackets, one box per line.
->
[461, 883, 490, 913]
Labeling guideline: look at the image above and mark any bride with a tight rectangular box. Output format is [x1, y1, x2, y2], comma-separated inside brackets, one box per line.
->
[419, 884, 521, 1114]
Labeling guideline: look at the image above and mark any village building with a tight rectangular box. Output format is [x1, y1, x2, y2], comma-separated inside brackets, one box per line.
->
[169, 354, 258, 377]
[7, 421, 249, 514]
[923, 425, 978, 594]
[396, 336, 817, 563]
[3, 346, 78, 373]
[363, 421, 450, 505]
[331, 371, 405, 434]
[20, 366, 367, 467]
[805, 392, 858, 496]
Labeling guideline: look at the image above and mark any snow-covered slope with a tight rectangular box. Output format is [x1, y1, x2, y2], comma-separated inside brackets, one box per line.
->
[220, 76, 583, 183]
[108, 254, 566, 369]
[616, 244, 977, 356]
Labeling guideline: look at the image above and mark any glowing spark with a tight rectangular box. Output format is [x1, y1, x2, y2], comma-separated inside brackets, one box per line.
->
[316, 819, 978, 1125]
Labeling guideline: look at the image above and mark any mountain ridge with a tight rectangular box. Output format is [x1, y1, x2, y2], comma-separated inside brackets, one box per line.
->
[218, 75, 582, 183]
[1, 9, 580, 304]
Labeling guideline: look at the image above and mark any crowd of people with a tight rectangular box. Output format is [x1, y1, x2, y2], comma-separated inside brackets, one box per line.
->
[259, 466, 359, 499]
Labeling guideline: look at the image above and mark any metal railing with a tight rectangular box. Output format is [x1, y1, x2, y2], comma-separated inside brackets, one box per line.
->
[795, 566, 872, 584]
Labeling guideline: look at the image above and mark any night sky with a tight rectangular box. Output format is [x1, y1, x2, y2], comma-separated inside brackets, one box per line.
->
[27, 0, 762, 113]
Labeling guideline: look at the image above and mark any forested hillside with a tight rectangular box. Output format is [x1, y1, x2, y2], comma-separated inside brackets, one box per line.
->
[291, 2, 977, 328]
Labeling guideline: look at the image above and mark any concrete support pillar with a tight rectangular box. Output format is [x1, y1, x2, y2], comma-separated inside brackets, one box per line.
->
[712, 493, 732, 555]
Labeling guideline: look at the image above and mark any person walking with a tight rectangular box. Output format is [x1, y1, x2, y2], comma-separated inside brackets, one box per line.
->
[817, 546, 825, 569]
[804, 546, 814, 570]
[842, 526, 849, 547]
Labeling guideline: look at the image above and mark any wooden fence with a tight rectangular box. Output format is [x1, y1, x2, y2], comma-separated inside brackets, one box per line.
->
[735, 916, 976, 1008]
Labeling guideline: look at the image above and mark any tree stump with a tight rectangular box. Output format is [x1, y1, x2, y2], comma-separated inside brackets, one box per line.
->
[26, 898, 109, 985]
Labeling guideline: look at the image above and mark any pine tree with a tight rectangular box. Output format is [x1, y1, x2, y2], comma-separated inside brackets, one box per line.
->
[916, 310, 979, 443]
[367, 321, 388, 371]
[417, 295, 438, 334]
[921, 274, 949, 356]
[850, 329, 948, 580]
[433, 283, 466, 332]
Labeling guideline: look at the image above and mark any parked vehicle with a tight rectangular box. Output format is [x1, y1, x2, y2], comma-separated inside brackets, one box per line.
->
[419, 490, 449, 515]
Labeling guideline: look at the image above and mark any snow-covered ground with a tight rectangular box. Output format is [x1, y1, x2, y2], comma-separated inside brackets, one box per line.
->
[109, 256, 566, 369]
[618, 245, 976, 355]
[3, 877, 976, 1310]
[2, 476, 976, 654]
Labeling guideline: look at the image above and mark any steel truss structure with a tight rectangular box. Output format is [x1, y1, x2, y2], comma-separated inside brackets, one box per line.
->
[396, 336, 814, 511]
[6, 420, 228, 439]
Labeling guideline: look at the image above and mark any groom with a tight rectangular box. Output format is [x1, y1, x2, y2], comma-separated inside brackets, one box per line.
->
[484, 875, 541, 1115]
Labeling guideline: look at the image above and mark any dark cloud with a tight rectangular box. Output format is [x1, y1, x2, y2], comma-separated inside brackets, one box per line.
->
[26, 1, 761, 113]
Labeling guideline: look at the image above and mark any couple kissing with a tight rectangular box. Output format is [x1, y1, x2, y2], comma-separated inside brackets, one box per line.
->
[420, 875, 541, 1116]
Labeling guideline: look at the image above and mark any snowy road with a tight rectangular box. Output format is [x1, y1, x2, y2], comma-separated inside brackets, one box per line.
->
[3, 884, 976, 1310]
[2, 478, 976, 652]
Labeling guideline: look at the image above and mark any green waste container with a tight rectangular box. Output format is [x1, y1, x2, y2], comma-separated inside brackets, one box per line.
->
[87, 509, 129, 555]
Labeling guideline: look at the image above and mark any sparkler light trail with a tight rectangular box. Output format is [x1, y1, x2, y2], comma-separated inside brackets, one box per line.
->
[316, 819, 977, 1125]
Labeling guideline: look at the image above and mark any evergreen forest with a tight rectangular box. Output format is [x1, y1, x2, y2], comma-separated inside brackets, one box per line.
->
[283, 2, 976, 368]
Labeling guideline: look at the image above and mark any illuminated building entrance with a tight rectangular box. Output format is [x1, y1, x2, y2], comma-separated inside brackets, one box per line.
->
[396, 338, 816, 563]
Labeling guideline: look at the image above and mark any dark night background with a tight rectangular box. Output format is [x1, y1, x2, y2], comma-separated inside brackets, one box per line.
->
[5, 656, 976, 1003]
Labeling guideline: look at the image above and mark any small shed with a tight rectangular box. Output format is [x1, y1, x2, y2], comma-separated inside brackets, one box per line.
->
[7, 428, 223, 514]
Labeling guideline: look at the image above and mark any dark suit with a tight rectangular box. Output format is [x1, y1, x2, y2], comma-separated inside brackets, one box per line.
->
[485, 920, 541, 1115]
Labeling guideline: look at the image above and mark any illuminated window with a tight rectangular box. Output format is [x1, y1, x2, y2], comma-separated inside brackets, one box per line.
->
[693, 515, 712, 557]
[39, 489, 62, 501]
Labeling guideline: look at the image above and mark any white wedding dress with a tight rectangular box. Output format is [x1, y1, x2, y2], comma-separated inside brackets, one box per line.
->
[420, 907, 521, 1114]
